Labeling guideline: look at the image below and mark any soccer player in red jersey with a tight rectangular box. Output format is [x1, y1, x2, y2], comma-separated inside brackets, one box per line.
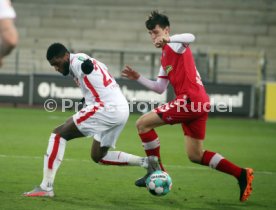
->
[122, 10, 253, 202]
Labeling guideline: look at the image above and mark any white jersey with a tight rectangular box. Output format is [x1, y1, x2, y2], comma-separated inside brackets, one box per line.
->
[70, 53, 129, 148]
[0, 0, 16, 19]
[69, 53, 128, 109]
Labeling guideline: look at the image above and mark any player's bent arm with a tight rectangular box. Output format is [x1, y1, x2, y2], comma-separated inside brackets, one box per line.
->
[137, 67, 169, 94]
[169, 33, 195, 44]
[167, 34, 195, 54]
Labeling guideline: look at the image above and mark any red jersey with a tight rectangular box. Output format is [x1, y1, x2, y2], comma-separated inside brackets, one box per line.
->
[160, 44, 209, 103]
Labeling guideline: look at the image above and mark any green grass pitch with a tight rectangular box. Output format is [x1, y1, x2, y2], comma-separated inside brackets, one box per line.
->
[0, 107, 276, 210]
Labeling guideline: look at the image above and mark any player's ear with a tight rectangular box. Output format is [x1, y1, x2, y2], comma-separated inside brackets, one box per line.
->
[64, 52, 70, 61]
[165, 26, 170, 34]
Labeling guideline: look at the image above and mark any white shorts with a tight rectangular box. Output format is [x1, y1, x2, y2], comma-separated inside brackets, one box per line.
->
[0, 0, 16, 19]
[73, 104, 129, 148]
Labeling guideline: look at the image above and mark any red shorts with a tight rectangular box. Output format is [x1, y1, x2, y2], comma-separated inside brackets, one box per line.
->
[154, 97, 209, 140]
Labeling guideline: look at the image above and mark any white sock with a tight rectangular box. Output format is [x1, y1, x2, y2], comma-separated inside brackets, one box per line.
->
[40, 133, 66, 191]
[100, 151, 147, 167]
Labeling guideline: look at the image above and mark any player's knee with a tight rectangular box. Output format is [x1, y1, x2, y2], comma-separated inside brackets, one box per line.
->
[135, 117, 142, 128]
[136, 117, 148, 133]
[53, 126, 62, 136]
[52, 127, 58, 134]
[52, 126, 69, 140]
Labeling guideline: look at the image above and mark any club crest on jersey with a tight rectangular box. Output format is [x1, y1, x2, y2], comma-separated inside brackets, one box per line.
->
[77, 56, 86, 62]
[165, 65, 173, 74]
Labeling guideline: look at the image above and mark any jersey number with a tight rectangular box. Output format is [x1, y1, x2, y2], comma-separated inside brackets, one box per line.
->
[93, 60, 113, 87]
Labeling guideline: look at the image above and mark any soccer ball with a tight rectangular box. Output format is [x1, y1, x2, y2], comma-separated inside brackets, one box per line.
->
[146, 170, 172, 196]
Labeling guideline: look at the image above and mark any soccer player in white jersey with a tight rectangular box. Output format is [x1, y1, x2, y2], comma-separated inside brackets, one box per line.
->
[0, 0, 18, 67]
[23, 43, 157, 197]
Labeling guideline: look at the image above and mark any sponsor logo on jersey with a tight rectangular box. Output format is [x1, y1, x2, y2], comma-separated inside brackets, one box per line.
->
[165, 65, 173, 74]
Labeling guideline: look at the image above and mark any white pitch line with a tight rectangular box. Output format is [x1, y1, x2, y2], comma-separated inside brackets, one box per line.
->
[0, 154, 275, 175]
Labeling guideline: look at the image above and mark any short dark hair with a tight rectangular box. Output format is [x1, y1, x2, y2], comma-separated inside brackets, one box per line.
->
[46, 43, 69, 60]
[145, 10, 170, 30]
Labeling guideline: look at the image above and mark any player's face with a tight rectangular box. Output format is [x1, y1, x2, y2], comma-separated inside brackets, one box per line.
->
[148, 25, 170, 48]
[49, 53, 70, 76]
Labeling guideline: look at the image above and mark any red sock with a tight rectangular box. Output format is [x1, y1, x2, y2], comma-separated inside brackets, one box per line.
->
[201, 150, 242, 179]
[139, 129, 165, 171]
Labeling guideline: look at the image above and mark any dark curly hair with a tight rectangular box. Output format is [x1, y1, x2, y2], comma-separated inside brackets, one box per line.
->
[46, 43, 69, 61]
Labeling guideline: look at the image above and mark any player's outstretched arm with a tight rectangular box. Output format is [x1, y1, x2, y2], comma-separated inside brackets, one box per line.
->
[121, 65, 168, 94]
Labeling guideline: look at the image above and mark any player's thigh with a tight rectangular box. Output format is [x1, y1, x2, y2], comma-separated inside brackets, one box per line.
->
[136, 111, 166, 132]
[74, 105, 128, 144]
[53, 117, 84, 140]
[94, 116, 128, 149]
[181, 112, 208, 140]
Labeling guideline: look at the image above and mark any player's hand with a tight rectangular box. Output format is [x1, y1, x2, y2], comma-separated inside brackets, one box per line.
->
[121, 65, 140, 80]
[154, 36, 169, 48]
[81, 59, 94, 74]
